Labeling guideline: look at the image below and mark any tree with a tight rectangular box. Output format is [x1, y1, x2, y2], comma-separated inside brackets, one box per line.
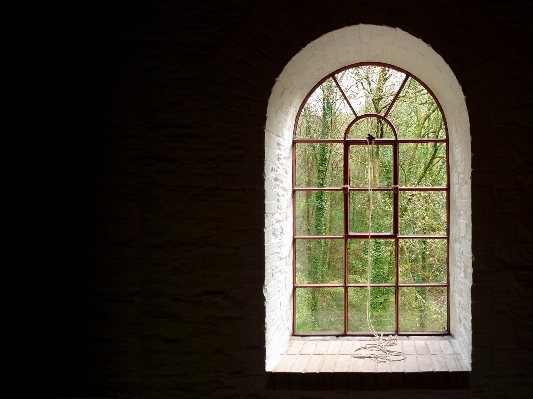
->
[294, 65, 447, 333]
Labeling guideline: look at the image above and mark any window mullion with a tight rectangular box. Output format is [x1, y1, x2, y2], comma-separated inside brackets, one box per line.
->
[394, 140, 400, 334]
[343, 139, 349, 335]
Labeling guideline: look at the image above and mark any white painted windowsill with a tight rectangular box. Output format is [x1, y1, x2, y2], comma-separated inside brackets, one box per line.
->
[272, 336, 470, 373]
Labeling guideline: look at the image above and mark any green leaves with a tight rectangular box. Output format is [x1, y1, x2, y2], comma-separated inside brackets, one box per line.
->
[294, 64, 448, 334]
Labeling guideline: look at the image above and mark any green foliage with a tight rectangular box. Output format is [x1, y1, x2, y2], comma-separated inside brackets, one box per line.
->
[294, 65, 447, 334]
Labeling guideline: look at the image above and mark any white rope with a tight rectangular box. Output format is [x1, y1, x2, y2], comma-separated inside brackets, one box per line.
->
[352, 135, 405, 363]
[352, 334, 405, 363]
[366, 136, 377, 338]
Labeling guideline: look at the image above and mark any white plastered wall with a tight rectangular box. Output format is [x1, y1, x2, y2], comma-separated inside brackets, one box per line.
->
[264, 24, 472, 371]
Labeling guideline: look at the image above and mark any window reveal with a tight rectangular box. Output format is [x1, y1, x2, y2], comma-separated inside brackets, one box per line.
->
[293, 63, 449, 335]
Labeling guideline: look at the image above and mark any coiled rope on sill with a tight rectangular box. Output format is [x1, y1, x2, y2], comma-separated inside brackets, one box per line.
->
[352, 134, 405, 363]
[352, 334, 405, 363]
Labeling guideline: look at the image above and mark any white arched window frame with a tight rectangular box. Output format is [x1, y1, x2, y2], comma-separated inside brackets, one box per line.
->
[264, 25, 471, 371]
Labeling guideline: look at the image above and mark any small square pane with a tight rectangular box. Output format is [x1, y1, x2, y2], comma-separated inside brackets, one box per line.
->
[296, 143, 343, 188]
[296, 239, 344, 284]
[295, 191, 344, 236]
[400, 191, 446, 235]
[295, 288, 344, 333]
[399, 143, 447, 187]
[348, 239, 395, 284]
[399, 239, 447, 283]
[350, 145, 393, 187]
[399, 287, 447, 332]
[348, 288, 396, 333]
[350, 191, 393, 233]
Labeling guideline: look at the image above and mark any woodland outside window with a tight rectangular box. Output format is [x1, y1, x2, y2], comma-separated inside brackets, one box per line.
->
[293, 63, 449, 336]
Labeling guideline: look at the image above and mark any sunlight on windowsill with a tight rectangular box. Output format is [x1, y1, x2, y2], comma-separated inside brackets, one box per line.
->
[267, 335, 470, 390]
[273, 335, 469, 373]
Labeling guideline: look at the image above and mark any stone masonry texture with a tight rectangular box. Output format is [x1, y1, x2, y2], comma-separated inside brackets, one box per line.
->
[47, 1, 532, 398]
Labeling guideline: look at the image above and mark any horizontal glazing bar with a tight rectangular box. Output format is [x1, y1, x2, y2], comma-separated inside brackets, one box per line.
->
[294, 139, 345, 144]
[346, 139, 448, 144]
[346, 283, 396, 287]
[294, 332, 345, 336]
[294, 331, 449, 336]
[294, 235, 344, 239]
[396, 283, 449, 287]
[346, 233, 396, 239]
[296, 283, 449, 288]
[295, 283, 344, 288]
[345, 187, 448, 191]
[293, 187, 448, 192]
[293, 187, 343, 191]
[397, 331, 449, 336]
[344, 187, 393, 191]
[399, 235, 448, 239]
[347, 283, 447, 288]
[396, 138, 448, 143]
[293, 138, 447, 144]
[399, 186, 448, 191]
[306, 234, 448, 239]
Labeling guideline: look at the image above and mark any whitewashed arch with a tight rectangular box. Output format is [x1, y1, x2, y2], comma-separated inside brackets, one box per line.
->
[264, 24, 471, 371]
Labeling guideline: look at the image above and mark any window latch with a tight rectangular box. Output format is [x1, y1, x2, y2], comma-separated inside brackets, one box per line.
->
[342, 185, 350, 194]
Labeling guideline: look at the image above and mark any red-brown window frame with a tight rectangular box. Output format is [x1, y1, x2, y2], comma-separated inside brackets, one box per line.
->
[292, 62, 450, 336]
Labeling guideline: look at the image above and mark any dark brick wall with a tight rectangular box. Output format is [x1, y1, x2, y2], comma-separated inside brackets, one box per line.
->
[48, 1, 532, 397]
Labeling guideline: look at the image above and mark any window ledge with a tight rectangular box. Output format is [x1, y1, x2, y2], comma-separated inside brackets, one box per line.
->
[267, 336, 469, 390]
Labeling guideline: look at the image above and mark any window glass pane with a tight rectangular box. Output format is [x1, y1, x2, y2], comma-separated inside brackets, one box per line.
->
[399, 142, 447, 187]
[295, 287, 344, 333]
[292, 65, 451, 336]
[348, 239, 395, 284]
[295, 143, 343, 187]
[350, 191, 393, 233]
[348, 287, 396, 333]
[296, 239, 344, 284]
[388, 77, 446, 139]
[347, 117, 394, 139]
[335, 66, 406, 116]
[295, 78, 353, 139]
[295, 191, 344, 236]
[350, 145, 393, 187]
[399, 287, 447, 332]
[400, 191, 446, 235]
[399, 239, 447, 283]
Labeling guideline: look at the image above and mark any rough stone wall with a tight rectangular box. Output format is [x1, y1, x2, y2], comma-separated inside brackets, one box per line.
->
[48, 1, 532, 398]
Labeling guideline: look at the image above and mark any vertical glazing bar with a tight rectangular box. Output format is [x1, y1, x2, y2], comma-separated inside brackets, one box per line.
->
[343, 144, 350, 234]
[344, 263, 348, 334]
[292, 142, 297, 334]
[343, 141, 350, 334]
[393, 141, 400, 333]
[293, 288, 297, 334]
[446, 139, 451, 332]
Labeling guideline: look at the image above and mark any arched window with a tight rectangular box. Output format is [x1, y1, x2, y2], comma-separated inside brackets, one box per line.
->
[264, 25, 471, 372]
[293, 63, 449, 335]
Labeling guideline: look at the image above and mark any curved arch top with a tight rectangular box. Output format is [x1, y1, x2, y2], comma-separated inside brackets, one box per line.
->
[345, 114, 399, 139]
[293, 62, 449, 141]
[264, 25, 471, 371]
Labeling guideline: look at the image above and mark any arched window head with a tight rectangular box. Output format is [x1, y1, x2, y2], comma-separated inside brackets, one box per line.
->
[264, 25, 471, 372]
[293, 63, 449, 335]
